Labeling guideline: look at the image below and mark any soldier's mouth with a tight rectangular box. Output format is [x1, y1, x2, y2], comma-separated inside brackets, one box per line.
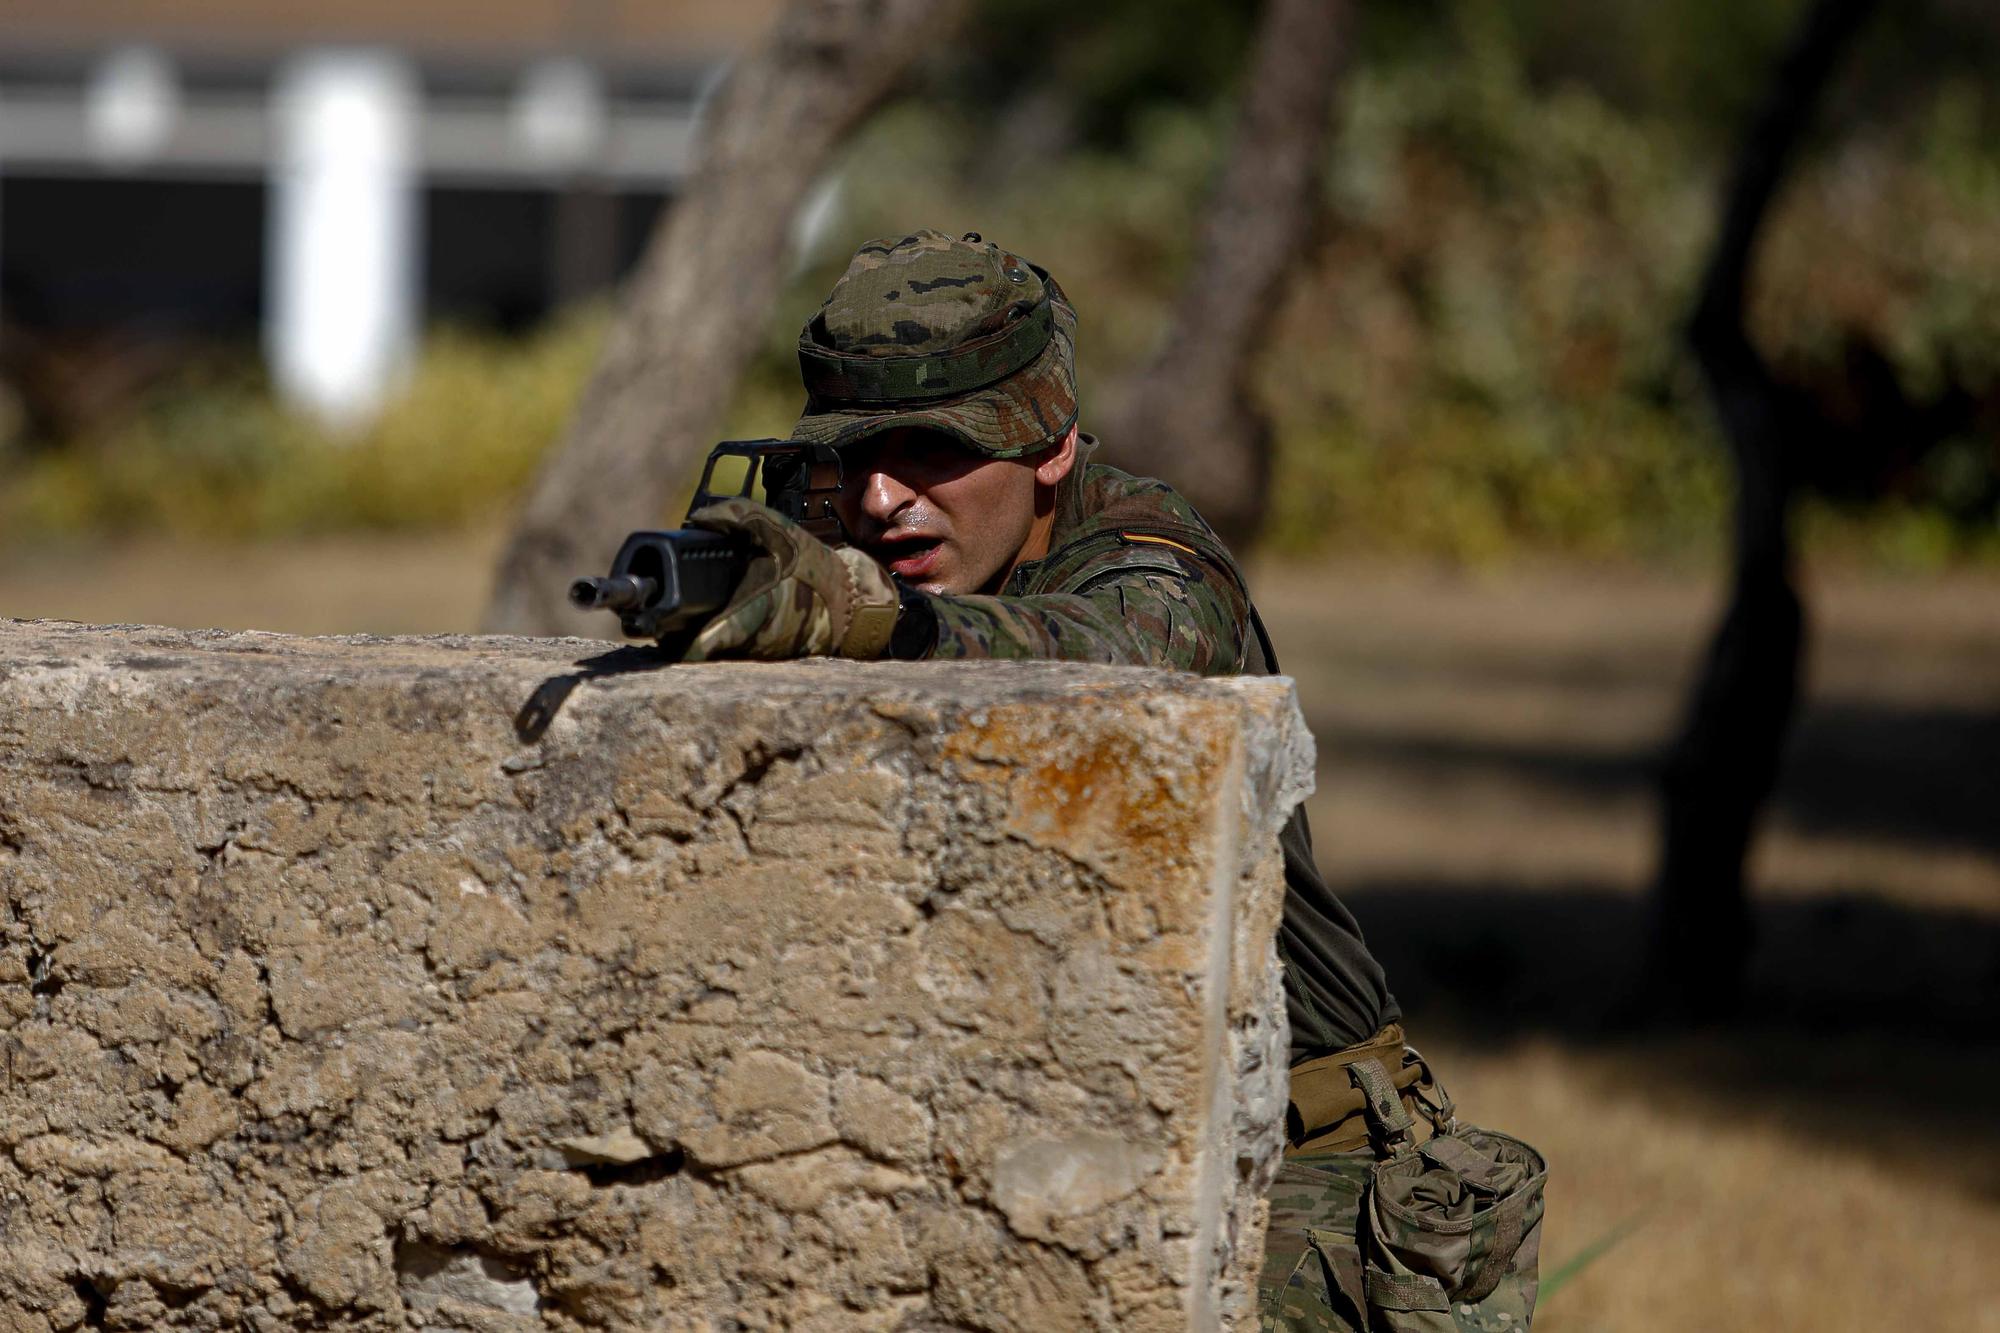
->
[874, 535, 945, 580]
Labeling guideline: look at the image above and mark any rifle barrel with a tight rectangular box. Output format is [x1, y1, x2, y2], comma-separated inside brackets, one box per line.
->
[568, 574, 657, 613]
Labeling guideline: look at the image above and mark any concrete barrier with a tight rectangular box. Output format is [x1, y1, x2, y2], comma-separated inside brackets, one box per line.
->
[0, 619, 1310, 1330]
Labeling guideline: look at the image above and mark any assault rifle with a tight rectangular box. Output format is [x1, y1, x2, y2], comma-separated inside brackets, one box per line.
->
[514, 439, 851, 743]
[568, 439, 847, 643]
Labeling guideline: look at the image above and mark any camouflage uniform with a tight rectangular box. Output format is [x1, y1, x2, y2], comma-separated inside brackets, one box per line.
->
[727, 230, 1546, 1330]
[921, 447, 1253, 674]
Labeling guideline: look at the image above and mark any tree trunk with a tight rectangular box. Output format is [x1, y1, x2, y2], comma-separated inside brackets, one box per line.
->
[482, 0, 969, 636]
[1649, 0, 1879, 1021]
[1098, 0, 1350, 549]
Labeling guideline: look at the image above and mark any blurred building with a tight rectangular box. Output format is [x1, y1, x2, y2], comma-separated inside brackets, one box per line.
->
[0, 1, 781, 424]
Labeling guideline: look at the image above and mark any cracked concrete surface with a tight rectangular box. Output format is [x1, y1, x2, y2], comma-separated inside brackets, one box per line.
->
[0, 619, 1310, 1330]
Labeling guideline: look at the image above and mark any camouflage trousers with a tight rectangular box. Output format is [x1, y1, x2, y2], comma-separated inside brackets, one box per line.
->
[1257, 1054, 1547, 1332]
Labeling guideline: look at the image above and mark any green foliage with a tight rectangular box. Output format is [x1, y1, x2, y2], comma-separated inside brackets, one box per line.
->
[1266, 405, 1729, 564]
[1245, 22, 1733, 560]
[1, 311, 604, 542]
[1265, 4, 1995, 564]
[947, 0, 1256, 149]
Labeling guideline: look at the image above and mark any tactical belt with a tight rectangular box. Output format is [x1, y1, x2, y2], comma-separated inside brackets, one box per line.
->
[1285, 1023, 1447, 1156]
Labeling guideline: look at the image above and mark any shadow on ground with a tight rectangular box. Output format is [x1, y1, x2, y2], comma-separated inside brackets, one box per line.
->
[1346, 879, 2000, 1198]
[1318, 701, 2000, 855]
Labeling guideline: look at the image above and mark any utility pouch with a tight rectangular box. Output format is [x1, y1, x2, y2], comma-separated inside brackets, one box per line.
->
[1351, 1058, 1546, 1332]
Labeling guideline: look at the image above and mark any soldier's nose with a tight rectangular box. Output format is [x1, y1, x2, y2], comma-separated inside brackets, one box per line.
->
[858, 470, 914, 526]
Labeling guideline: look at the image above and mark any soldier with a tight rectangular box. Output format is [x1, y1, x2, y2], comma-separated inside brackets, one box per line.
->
[681, 229, 1541, 1329]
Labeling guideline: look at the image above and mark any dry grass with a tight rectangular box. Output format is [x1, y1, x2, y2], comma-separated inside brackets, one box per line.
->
[1442, 1038, 2000, 1332]
[3, 538, 1996, 1330]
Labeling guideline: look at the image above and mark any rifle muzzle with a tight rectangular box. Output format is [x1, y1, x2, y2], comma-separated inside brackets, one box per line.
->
[568, 574, 658, 613]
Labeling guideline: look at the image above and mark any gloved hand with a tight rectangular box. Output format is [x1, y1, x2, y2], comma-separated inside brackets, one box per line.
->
[680, 499, 900, 661]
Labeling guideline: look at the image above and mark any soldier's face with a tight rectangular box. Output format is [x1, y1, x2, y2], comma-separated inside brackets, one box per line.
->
[834, 428, 1069, 595]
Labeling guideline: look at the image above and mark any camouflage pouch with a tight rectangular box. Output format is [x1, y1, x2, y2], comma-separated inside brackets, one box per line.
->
[1259, 1056, 1546, 1332]
[1352, 1059, 1546, 1332]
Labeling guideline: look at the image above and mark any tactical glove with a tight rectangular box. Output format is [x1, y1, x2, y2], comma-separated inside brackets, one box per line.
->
[680, 498, 900, 661]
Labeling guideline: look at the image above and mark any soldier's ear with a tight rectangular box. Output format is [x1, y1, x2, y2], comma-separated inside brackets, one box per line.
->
[1033, 424, 1079, 487]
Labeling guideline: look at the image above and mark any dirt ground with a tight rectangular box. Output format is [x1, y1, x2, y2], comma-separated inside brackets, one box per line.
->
[4, 532, 1997, 1331]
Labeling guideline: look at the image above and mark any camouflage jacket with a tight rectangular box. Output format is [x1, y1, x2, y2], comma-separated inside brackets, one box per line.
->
[919, 440, 1400, 1063]
[926, 441, 1250, 672]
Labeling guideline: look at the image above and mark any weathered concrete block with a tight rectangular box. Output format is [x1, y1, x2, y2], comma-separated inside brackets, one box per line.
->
[0, 619, 1310, 1330]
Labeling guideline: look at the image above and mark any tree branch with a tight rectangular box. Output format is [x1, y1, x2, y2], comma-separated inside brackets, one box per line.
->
[1099, 0, 1350, 546]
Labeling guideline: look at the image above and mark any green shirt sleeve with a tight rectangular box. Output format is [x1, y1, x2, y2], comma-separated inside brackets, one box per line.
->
[923, 553, 1248, 676]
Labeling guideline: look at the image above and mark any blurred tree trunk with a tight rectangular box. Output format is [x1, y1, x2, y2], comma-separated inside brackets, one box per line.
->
[1098, 0, 1349, 548]
[1648, 0, 1880, 1020]
[483, 0, 969, 636]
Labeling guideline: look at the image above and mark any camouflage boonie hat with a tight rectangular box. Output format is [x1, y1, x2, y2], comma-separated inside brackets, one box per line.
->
[791, 229, 1078, 459]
